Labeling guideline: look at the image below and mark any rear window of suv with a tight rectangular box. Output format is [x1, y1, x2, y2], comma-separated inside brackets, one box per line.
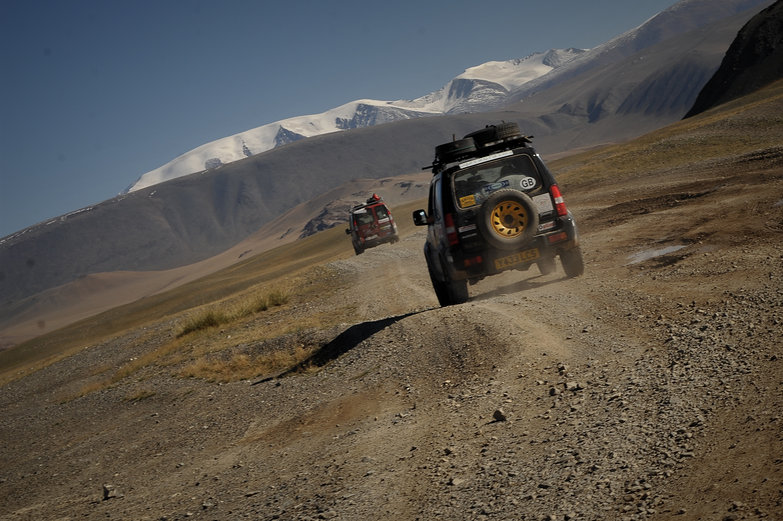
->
[452, 153, 543, 209]
[374, 205, 390, 220]
[353, 204, 391, 225]
[353, 209, 374, 225]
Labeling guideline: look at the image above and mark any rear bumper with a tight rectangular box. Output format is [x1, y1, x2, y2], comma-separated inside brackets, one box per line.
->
[357, 226, 399, 248]
[362, 234, 398, 248]
[447, 214, 579, 280]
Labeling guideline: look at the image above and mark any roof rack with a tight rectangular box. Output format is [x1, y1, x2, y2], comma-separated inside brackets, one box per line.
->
[425, 128, 534, 174]
[351, 193, 387, 211]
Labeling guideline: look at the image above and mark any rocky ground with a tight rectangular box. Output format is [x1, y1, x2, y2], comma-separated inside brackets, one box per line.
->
[1, 137, 782, 520]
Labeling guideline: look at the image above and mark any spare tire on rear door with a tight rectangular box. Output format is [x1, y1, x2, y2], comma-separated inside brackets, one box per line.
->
[477, 189, 539, 250]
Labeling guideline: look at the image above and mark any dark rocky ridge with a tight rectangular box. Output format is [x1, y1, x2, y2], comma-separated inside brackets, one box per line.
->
[685, 0, 783, 117]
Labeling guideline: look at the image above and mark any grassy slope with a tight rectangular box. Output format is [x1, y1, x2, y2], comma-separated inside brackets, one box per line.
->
[549, 78, 783, 186]
[0, 200, 425, 384]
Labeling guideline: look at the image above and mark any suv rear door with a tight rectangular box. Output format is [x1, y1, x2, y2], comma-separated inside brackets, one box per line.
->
[452, 152, 546, 212]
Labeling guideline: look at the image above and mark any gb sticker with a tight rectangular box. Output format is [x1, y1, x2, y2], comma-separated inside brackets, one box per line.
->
[520, 176, 537, 190]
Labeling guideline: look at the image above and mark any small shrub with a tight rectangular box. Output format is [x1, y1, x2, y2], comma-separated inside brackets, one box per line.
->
[180, 354, 253, 381]
[177, 309, 229, 337]
[176, 288, 290, 338]
[267, 289, 289, 307]
[251, 295, 269, 313]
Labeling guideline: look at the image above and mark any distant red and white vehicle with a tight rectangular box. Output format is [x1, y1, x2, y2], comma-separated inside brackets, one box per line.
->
[345, 194, 399, 255]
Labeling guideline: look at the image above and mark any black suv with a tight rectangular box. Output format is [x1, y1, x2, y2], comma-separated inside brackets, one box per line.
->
[412, 122, 583, 306]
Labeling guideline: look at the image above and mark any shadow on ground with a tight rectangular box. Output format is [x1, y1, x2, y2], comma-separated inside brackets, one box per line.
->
[471, 273, 565, 301]
[271, 311, 421, 379]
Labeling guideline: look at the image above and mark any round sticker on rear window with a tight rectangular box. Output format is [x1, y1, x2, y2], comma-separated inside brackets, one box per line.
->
[520, 176, 537, 190]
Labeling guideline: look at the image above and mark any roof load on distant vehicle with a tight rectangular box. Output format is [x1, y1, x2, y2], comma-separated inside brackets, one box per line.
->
[350, 193, 384, 211]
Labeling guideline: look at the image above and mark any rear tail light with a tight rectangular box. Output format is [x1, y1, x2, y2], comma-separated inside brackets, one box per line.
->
[464, 255, 483, 267]
[548, 232, 568, 244]
[550, 184, 568, 217]
[445, 213, 459, 246]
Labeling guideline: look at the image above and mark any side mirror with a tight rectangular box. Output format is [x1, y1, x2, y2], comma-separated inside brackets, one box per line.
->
[412, 209, 428, 226]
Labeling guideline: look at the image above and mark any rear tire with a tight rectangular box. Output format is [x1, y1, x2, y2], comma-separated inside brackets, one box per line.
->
[560, 246, 585, 278]
[443, 277, 469, 306]
[537, 256, 556, 275]
[426, 254, 468, 306]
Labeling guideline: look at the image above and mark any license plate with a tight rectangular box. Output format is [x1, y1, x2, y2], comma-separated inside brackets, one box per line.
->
[494, 248, 540, 270]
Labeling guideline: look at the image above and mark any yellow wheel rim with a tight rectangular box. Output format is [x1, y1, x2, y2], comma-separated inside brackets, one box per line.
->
[490, 200, 529, 238]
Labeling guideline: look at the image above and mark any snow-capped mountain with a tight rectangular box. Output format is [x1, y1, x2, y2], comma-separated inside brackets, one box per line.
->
[126, 49, 585, 192]
[128, 2, 772, 193]
[394, 48, 585, 114]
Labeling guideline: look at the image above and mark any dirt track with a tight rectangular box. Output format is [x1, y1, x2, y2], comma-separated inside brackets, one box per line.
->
[1, 137, 782, 519]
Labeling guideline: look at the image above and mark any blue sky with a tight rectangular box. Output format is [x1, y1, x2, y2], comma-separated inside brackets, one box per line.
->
[0, 0, 676, 238]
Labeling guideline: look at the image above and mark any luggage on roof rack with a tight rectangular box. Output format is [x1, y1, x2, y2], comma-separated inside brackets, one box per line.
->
[426, 122, 534, 174]
[464, 122, 522, 147]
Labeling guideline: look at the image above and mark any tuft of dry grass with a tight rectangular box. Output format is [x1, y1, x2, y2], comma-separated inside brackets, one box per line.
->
[73, 379, 109, 400]
[125, 389, 156, 402]
[178, 345, 313, 382]
[177, 309, 230, 337]
[176, 287, 291, 338]
[239, 288, 290, 314]
[266, 288, 290, 307]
